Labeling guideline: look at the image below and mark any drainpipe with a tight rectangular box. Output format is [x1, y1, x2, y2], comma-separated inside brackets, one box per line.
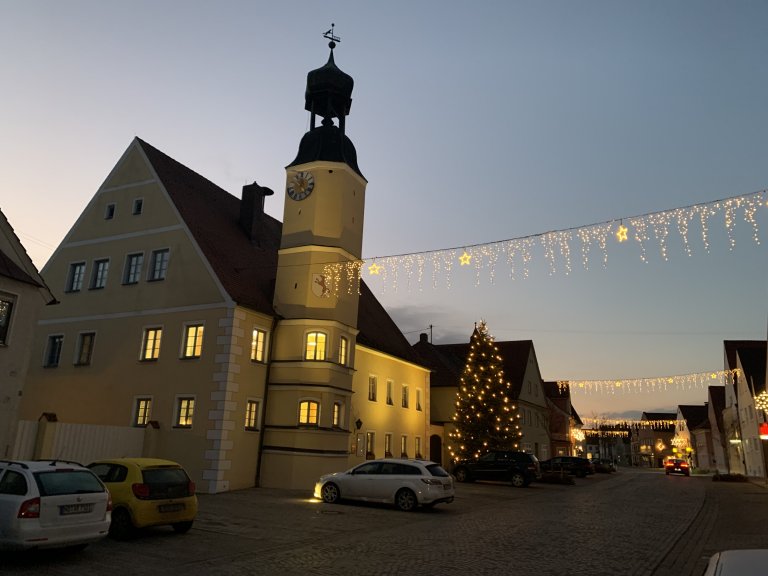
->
[254, 313, 280, 487]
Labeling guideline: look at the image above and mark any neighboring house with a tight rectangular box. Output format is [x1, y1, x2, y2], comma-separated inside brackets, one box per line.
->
[632, 412, 675, 467]
[675, 404, 711, 470]
[570, 405, 585, 456]
[413, 333, 550, 465]
[543, 381, 573, 457]
[706, 386, 727, 474]
[724, 341, 767, 478]
[0, 209, 56, 457]
[17, 46, 430, 493]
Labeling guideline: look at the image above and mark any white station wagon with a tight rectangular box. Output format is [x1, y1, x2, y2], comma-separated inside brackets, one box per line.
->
[0, 459, 111, 550]
[314, 458, 455, 511]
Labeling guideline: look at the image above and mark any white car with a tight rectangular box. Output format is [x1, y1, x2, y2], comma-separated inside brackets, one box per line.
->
[314, 458, 455, 511]
[702, 549, 768, 575]
[0, 459, 112, 550]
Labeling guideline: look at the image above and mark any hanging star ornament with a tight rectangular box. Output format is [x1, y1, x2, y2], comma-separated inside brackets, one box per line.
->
[616, 224, 628, 243]
[459, 251, 472, 266]
[367, 262, 382, 275]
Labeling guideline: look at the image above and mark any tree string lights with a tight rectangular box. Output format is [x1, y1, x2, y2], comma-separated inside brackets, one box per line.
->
[448, 321, 523, 461]
[558, 369, 739, 395]
[323, 189, 766, 294]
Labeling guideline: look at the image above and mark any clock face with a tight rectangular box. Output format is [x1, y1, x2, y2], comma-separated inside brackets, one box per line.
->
[286, 171, 315, 201]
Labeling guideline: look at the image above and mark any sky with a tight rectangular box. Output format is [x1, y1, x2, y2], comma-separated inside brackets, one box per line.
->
[2, 1, 768, 419]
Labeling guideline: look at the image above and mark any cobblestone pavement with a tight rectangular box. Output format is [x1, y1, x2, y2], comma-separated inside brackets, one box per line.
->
[2, 468, 767, 576]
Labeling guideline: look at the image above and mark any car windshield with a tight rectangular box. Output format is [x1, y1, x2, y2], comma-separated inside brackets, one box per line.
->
[425, 464, 450, 477]
[34, 470, 104, 496]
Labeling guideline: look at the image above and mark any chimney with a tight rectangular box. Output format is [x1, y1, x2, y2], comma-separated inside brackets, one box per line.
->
[240, 182, 274, 244]
[419, 333, 429, 344]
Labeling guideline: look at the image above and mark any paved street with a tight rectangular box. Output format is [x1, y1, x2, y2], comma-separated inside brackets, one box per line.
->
[2, 468, 767, 576]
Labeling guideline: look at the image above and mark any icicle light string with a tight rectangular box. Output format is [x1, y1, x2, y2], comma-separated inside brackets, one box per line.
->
[557, 369, 739, 395]
[322, 189, 765, 295]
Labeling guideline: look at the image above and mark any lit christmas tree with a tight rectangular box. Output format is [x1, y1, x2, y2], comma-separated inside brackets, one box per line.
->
[449, 320, 522, 461]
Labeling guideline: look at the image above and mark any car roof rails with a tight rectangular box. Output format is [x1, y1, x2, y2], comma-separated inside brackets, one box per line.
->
[35, 459, 84, 467]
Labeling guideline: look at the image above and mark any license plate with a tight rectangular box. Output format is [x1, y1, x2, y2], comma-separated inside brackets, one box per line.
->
[158, 503, 184, 513]
[60, 503, 93, 515]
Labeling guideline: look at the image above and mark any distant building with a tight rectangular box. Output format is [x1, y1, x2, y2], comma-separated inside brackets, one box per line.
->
[632, 412, 675, 467]
[413, 333, 551, 464]
[706, 385, 727, 474]
[0, 208, 55, 457]
[675, 404, 711, 469]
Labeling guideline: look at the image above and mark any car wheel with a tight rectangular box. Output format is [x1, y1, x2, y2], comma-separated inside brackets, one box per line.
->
[510, 472, 527, 488]
[109, 508, 135, 540]
[395, 488, 417, 511]
[172, 521, 193, 534]
[454, 467, 470, 483]
[321, 482, 341, 503]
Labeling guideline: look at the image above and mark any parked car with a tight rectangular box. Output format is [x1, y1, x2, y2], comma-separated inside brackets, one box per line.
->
[592, 459, 617, 473]
[702, 549, 768, 575]
[314, 458, 454, 511]
[87, 458, 197, 539]
[664, 458, 690, 477]
[452, 451, 541, 487]
[540, 456, 594, 478]
[0, 459, 111, 550]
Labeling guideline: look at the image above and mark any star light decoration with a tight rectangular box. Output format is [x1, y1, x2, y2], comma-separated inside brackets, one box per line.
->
[320, 189, 766, 295]
[754, 390, 768, 413]
[558, 369, 739, 395]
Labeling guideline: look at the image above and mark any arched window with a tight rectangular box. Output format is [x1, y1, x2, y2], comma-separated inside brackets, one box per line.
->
[305, 332, 327, 361]
[298, 400, 319, 425]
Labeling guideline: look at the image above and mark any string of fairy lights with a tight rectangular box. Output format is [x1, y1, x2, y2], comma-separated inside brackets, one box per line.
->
[557, 369, 739, 395]
[323, 188, 766, 295]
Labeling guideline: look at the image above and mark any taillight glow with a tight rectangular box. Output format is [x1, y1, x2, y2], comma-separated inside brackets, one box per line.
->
[18, 497, 41, 519]
[132, 483, 150, 499]
[188, 481, 196, 496]
[106, 493, 113, 511]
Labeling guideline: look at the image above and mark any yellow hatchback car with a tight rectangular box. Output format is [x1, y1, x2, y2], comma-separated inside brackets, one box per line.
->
[87, 458, 197, 539]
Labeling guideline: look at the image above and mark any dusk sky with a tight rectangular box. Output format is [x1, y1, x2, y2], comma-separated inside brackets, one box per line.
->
[3, 1, 767, 419]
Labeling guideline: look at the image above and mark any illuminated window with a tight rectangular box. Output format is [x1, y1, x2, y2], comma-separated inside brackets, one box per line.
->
[66, 262, 86, 292]
[368, 376, 377, 402]
[141, 328, 162, 360]
[90, 259, 109, 289]
[304, 332, 326, 360]
[0, 294, 14, 345]
[385, 433, 393, 457]
[175, 397, 195, 428]
[182, 324, 204, 358]
[123, 253, 144, 285]
[339, 336, 348, 366]
[386, 380, 393, 405]
[415, 436, 422, 459]
[298, 400, 319, 425]
[245, 399, 260, 430]
[332, 402, 342, 428]
[133, 397, 152, 427]
[75, 332, 95, 366]
[366, 431, 376, 458]
[44, 335, 64, 368]
[400, 435, 408, 458]
[401, 384, 409, 409]
[149, 249, 169, 281]
[251, 329, 266, 362]
[416, 388, 423, 411]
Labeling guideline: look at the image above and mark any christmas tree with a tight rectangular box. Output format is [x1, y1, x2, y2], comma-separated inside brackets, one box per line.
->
[449, 320, 522, 461]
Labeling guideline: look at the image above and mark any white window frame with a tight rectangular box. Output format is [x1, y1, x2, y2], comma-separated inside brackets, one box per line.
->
[123, 252, 144, 285]
[174, 395, 195, 428]
[133, 396, 152, 427]
[66, 262, 86, 292]
[339, 336, 348, 366]
[181, 323, 204, 359]
[304, 331, 327, 361]
[251, 328, 267, 362]
[298, 399, 320, 426]
[148, 248, 170, 281]
[90, 258, 110, 289]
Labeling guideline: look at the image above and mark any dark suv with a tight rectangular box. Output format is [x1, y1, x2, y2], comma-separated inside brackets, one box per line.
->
[540, 456, 594, 478]
[452, 451, 541, 487]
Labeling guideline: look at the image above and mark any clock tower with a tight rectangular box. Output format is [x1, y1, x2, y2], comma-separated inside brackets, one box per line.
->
[260, 34, 368, 487]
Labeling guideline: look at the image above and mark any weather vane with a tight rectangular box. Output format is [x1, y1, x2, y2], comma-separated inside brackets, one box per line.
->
[323, 23, 341, 49]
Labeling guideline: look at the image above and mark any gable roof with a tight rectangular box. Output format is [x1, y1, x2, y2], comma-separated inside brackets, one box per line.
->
[726, 341, 767, 395]
[0, 208, 55, 300]
[679, 404, 710, 430]
[136, 138, 420, 366]
[412, 334, 538, 398]
[708, 385, 726, 433]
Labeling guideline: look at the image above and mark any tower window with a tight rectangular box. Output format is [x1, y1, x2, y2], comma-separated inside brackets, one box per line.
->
[304, 332, 326, 361]
[298, 400, 319, 425]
